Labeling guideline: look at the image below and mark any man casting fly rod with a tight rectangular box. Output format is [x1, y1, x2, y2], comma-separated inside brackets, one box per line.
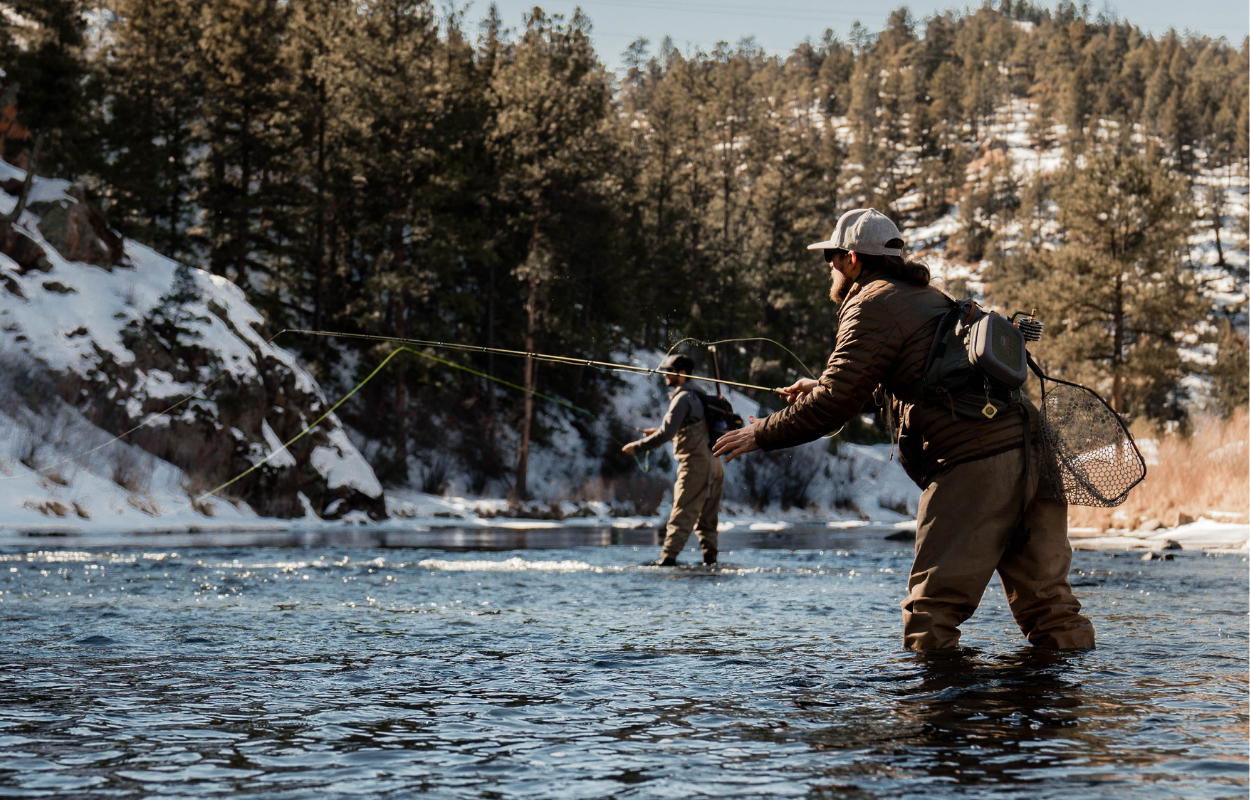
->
[622, 354, 726, 566]
[712, 208, 1096, 652]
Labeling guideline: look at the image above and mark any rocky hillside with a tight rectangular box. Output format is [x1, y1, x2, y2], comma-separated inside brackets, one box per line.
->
[0, 160, 384, 521]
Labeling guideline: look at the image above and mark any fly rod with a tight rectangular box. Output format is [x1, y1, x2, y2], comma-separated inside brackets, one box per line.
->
[278, 329, 787, 395]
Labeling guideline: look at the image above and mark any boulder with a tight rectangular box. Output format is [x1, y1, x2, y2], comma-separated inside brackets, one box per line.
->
[0, 221, 52, 274]
[1164, 510, 1194, 528]
[29, 186, 126, 269]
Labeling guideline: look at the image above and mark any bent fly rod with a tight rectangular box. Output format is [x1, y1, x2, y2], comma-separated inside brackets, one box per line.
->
[279, 329, 786, 394]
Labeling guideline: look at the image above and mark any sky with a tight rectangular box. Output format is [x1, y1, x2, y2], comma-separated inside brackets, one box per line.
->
[467, 0, 1250, 71]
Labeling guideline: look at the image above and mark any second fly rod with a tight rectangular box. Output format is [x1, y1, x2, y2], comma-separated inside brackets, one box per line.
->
[279, 329, 786, 395]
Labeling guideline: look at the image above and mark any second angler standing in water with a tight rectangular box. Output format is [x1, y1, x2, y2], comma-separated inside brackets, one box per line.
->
[623, 354, 725, 566]
[712, 208, 1097, 652]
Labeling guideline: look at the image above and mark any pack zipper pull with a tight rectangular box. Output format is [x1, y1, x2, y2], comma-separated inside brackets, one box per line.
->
[981, 378, 998, 419]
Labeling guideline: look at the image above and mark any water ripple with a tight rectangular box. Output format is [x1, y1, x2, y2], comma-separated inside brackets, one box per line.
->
[0, 544, 1245, 798]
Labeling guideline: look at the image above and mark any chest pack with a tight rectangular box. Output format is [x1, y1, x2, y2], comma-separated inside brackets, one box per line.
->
[921, 299, 1030, 420]
[693, 391, 745, 447]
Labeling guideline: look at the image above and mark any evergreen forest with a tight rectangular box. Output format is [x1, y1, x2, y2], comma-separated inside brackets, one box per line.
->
[0, 0, 1246, 498]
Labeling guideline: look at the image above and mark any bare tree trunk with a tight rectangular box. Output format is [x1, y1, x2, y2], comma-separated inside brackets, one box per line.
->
[168, 127, 184, 258]
[1112, 273, 1125, 413]
[748, 180, 785, 385]
[516, 269, 538, 500]
[4, 132, 42, 224]
[1208, 184, 1227, 267]
[391, 177, 409, 479]
[313, 84, 327, 348]
[651, 141, 669, 349]
[485, 260, 496, 451]
[391, 294, 409, 477]
[211, 138, 226, 276]
[237, 102, 251, 282]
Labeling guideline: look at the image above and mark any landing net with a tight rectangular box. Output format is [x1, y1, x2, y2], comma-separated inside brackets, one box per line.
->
[1036, 379, 1146, 508]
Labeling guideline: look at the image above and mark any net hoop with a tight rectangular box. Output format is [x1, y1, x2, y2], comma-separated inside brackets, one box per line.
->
[1029, 357, 1147, 508]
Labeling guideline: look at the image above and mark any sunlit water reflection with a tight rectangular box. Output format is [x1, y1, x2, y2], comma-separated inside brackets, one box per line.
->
[0, 535, 1245, 798]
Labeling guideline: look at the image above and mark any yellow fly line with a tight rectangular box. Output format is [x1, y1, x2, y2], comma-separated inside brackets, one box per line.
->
[0, 374, 230, 483]
[196, 344, 650, 502]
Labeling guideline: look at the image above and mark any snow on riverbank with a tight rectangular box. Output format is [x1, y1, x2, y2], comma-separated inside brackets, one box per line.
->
[1070, 518, 1250, 554]
[0, 99, 1242, 551]
[1, 466, 1243, 552]
[0, 332, 1240, 552]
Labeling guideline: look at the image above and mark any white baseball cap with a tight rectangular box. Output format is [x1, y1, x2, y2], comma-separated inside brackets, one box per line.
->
[808, 208, 904, 257]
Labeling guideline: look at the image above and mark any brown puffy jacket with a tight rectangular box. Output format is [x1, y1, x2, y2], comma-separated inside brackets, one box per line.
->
[753, 266, 1035, 486]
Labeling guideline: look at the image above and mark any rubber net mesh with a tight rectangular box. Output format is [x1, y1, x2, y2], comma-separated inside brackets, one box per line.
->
[1036, 382, 1146, 507]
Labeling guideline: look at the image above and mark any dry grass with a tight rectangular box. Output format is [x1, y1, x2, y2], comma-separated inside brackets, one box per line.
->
[1068, 406, 1249, 531]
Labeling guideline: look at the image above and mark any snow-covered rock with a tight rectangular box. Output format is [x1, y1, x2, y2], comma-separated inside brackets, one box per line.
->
[0, 164, 384, 520]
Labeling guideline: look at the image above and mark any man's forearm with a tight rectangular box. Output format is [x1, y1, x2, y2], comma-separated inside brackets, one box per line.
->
[755, 385, 858, 451]
[636, 394, 691, 451]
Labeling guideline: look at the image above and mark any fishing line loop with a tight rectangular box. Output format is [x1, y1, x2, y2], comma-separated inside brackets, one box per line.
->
[15, 328, 791, 499]
[663, 336, 818, 380]
[0, 329, 292, 483]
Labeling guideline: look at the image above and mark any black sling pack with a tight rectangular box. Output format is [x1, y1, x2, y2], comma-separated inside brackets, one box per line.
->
[918, 299, 1030, 420]
[906, 299, 1035, 553]
[694, 391, 744, 448]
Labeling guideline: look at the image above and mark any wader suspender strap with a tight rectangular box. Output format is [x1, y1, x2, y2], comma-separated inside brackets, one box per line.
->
[1006, 352, 1057, 556]
[1007, 403, 1033, 556]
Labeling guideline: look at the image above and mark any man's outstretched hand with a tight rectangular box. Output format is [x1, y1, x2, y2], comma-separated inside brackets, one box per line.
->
[775, 378, 818, 404]
[713, 416, 760, 463]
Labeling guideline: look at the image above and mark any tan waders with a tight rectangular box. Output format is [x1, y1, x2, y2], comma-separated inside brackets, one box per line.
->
[659, 420, 724, 564]
[902, 447, 1096, 651]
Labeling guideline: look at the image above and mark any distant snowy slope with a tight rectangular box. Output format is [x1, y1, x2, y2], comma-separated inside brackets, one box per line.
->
[902, 100, 1248, 412]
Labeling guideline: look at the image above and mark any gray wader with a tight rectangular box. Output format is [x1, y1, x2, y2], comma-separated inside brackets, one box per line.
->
[660, 419, 725, 564]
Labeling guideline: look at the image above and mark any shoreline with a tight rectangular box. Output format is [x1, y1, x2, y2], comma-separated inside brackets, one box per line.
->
[0, 514, 1243, 553]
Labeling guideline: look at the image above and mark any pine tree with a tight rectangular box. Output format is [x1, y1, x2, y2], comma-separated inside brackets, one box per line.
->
[487, 8, 615, 499]
[2, 0, 92, 177]
[959, 155, 1019, 261]
[97, 0, 201, 261]
[191, 0, 295, 297]
[280, 0, 348, 352]
[150, 262, 208, 349]
[992, 140, 1207, 419]
[333, 0, 476, 482]
[1209, 318, 1249, 416]
[618, 38, 699, 348]
[734, 55, 840, 388]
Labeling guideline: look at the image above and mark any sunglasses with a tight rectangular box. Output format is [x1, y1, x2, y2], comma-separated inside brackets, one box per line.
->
[823, 248, 848, 262]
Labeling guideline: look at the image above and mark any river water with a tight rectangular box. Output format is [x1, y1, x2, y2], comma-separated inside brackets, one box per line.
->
[0, 531, 1246, 799]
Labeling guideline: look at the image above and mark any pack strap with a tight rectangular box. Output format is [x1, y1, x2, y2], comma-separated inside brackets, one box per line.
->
[923, 302, 964, 382]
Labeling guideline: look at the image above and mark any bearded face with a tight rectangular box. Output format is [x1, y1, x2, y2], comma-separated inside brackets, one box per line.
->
[829, 265, 852, 302]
